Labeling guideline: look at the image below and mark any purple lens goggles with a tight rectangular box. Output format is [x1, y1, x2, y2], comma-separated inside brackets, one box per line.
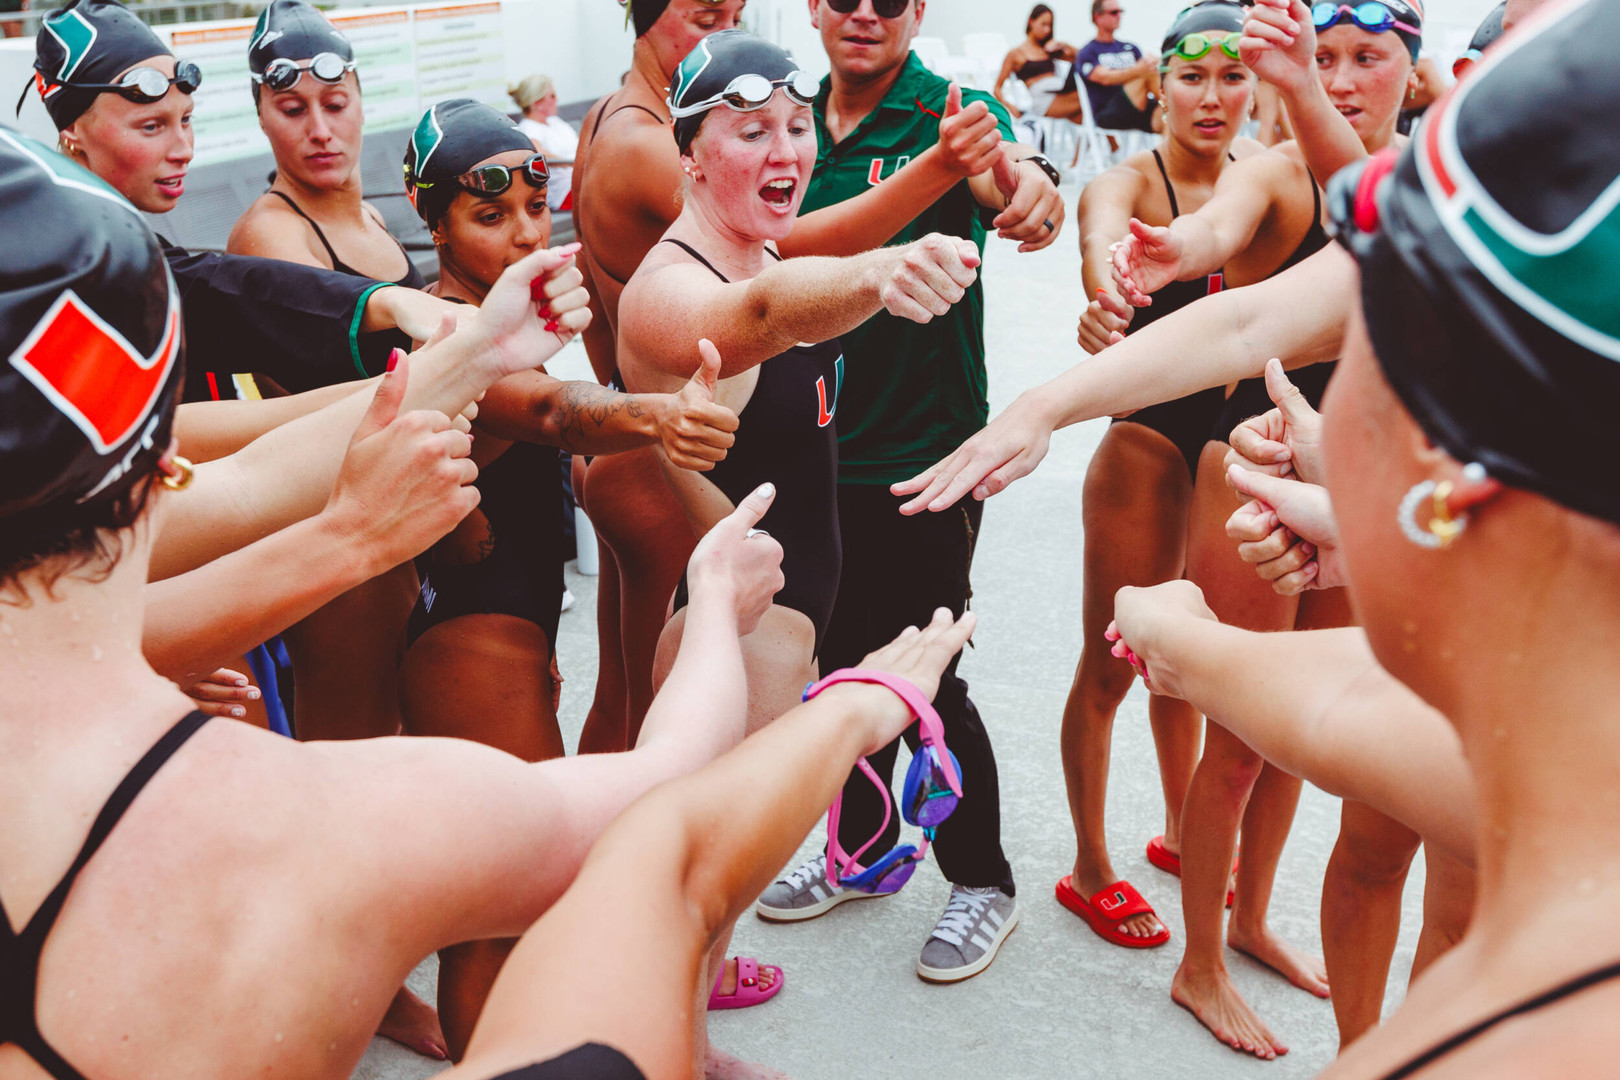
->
[804, 668, 964, 895]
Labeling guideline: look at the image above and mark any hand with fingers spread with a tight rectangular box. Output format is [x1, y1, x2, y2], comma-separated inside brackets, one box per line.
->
[990, 154, 1066, 253]
[1241, 0, 1318, 96]
[1226, 466, 1345, 594]
[845, 607, 979, 754]
[685, 482, 786, 637]
[1107, 580, 1219, 700]
[1223, 358, 1327, 485]
[465, 243, 593, 378]
[938, 82, 1007, 179]
[650, 338, 741, 472]
[1111, 218, 1185, 306]
[877, 233, 982, 323]
[182, 667, 263, 719]
[1078, 287, 1134, 353]
[323, 350, 481, 571]
[890, 392, 1055, 514]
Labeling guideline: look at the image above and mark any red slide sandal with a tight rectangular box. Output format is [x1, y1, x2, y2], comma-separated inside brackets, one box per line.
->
[1147, 835, 1235, 908]
[1055, 876, 1170, 949]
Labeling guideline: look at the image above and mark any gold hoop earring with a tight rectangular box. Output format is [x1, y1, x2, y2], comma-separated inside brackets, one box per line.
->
[159, 455, 195, 492]
[1397, 466, 1485, 549]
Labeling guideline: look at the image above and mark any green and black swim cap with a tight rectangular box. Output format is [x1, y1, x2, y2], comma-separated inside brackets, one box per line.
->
[28, 0, 173, 129]
[668, 30, 818, 155]
[1328, 0, 1620, 525]
[1159, 1, 1246, 70]
[403, 98, 537, 227]
[247, 0, 355, 104]
[0, 130, 183, 538]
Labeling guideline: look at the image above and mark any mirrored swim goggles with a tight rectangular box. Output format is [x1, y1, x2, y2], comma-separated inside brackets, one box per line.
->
[252, 52, 358, 93]
[413, 153, 550, 200]
[807, 668, 964, 895]
[1312, 2, 1420, 36]
[52, 60, 203, 104]
[1165, 30, 1243, 64]
[668, 70, 822, 120]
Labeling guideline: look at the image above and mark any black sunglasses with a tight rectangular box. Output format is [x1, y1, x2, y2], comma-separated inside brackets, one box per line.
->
[826, 0, 912, 18]
[56, 61, 203, 104]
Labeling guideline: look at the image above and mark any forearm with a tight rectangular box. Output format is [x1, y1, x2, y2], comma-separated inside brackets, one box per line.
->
[704, 252, 890, 377]
[476, 373, 663, 455]
[175, 378, 373, 463]
[780, 146, 961, 258]
[633, 590, 748, 768]
[1277, 76, 1367, 183]
[1166, 213, 1237, 281]
[143, 512, 373, 683]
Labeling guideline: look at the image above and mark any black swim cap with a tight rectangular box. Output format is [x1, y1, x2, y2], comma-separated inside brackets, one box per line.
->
[247, 0, 355, 105]
[622, 0, 670, 37]
[1160, 1, 1246, 58]
[403, 98, 535, 227]
[30, 0, 170, 130]
[1453, 1, 1506, 75]
[0, 129, 183, 533]
[1329, 0, 1620, 526]
[669, 31, 812, 155]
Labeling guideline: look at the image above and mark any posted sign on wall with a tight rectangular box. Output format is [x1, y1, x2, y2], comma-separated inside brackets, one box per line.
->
[162, 0, 506, 167]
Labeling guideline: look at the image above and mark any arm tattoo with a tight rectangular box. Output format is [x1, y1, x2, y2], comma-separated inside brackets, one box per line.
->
[552, 381, 648, 450]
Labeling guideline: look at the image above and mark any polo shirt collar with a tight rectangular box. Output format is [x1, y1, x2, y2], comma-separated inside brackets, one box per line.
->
[813, 49, 930, 119]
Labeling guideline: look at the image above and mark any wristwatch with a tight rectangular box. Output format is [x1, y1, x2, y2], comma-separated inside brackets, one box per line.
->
[1019, 153, 1062, 187]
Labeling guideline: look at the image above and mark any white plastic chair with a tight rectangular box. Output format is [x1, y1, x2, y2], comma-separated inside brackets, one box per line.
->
[961, 31, 1010, 90]
[1072, 80, 1153, 178]
[912, 35, 951, 74]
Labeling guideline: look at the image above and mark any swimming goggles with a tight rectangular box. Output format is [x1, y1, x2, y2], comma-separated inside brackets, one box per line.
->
[1166, 30, 1243, 63]
[1312, 2, 1420, 36]
[808, 668, 964, 896]
[55, 61, 203, 104]
[453, 153, 550, 196]
[825, 0, 912, 17]
[252, 52, 357, 93]
[668, 70, 822, 119]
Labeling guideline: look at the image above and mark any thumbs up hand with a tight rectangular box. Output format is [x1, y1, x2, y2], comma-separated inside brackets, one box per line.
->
[937, 81, 1005, 178]
[654, 337, 741, 471]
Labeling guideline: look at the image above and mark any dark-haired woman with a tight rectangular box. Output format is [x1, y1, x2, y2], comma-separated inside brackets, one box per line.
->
[993, 5, 1086, 124]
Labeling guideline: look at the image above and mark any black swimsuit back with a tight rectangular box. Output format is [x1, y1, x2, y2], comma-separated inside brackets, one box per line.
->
[2, 712, 211, 1080]
[660, 239, 843, 650]
[268, 190, 427, 289]
[1107, 148, 1231, 478]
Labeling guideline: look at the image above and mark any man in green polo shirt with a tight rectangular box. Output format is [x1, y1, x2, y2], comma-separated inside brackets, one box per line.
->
[754, 0, 1064, 982]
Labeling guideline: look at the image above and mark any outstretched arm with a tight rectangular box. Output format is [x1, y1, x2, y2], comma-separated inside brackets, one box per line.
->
[446, 608, 977, 1080]
[1109, 583, 1475, 865]
[1241, 0, 1370, 182]
[175, 378, 375, 463]
[892, 244, 1353, 513]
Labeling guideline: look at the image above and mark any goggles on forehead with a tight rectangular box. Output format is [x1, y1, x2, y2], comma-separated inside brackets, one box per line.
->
[253, 52, 357, 93]
[57, 61, 203, 104]
[808, 669, 964, 896]
[1313, 2, 1420, 36]
[1165, 30, 1243, 64]
[668, 70, 821, 120]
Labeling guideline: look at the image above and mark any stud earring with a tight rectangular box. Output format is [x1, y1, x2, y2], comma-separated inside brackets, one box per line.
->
[1397, 464, 1486, 549]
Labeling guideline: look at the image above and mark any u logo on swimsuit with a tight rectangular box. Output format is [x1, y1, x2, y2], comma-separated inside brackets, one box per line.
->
[866, 155, 911, 186]
[816, 353, 844, 427]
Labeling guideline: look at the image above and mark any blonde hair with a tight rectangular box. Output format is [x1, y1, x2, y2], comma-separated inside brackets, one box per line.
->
[508, 73, 555, 111]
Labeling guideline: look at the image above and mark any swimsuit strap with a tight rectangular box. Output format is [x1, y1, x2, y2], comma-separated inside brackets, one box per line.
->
[1378, 959, 1620, 1080]
[659, 238, 731, 282]
[1, 711, 211, 1080]
[1151, 148, 1180, 218]
[589, 95, 667, 138]
[764, 246, 783, 262]
[267, 190, 354, 275]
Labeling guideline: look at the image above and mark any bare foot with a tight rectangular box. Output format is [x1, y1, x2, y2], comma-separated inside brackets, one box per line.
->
[1072, 860, 1165, 941]
[705, 1046, 790, 1080]
[1171, 961, 1289, 1060]
[713, 957, 779, 997]
[376, 985, 447, 1060]
[1228, 924, 1332, 998]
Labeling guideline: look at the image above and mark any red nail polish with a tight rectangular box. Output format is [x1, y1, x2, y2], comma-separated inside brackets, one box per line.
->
[530, 277, 547, 302]
[544, 319, 561, 333]
[386, 348, 402, 373]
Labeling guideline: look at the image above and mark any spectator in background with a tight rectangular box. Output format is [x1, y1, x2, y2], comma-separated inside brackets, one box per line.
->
[993, 5, 1085, 125]
[1076, 0, 1161, 133]
[1, 0, 29, 38]
[511, 73, 576, 211]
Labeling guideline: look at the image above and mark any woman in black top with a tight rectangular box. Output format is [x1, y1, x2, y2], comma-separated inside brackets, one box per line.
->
[992, 4, 1085, 124]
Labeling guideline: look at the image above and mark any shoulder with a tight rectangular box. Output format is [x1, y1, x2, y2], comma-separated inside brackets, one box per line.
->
[227, 195, 321, 263]
[1078, 160, 1151, 217]
[1229, 136, 1268, 161]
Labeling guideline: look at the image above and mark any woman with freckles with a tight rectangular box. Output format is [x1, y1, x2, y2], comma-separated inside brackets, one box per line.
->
[615, 30, 981, 1080]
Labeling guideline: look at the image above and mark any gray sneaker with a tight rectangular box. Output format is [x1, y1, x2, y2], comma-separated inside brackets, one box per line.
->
[755, 855, 892, 922]
[917, 885, 1019, 982]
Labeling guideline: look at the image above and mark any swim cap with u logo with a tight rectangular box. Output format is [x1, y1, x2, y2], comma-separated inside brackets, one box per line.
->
[247, 0, 356, 104]
[404, 98, 537, 227]
[29, 0, 172, 129]
[669, 31, 817, 154]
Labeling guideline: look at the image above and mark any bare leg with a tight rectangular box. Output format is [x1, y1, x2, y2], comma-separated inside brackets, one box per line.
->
[654, 605, 811, 1080]
[401, 613, 565, 1060]
[1064, 424, 1199, 939]
[1412, 844, 1474, 982]
[577, 542, 631, 753]
[1318, 801, 1418, 1049]
[282, 562, 418, 740]
[1227, 763, 1329, 997]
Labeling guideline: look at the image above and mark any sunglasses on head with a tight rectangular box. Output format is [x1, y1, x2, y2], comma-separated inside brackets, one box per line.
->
[1167, 30, 1242, 63]
[809, 669, 964, 896]
[825, 0, 911, 18]
[668, 70, 821, 119]
[1099, 6, 1125, 16]
[1312, 2, 1419, 36]
[61, 61, 203, 104]
[252, 52, 357, 93]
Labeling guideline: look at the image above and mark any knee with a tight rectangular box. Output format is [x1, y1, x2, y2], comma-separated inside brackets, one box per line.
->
[1330, 825, 1420, 888]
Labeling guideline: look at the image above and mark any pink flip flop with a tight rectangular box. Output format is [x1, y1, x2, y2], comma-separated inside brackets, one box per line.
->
[707, 956, 783, 1011]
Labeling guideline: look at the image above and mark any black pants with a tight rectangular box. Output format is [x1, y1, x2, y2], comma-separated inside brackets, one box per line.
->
[821, 485, 1016, 896]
